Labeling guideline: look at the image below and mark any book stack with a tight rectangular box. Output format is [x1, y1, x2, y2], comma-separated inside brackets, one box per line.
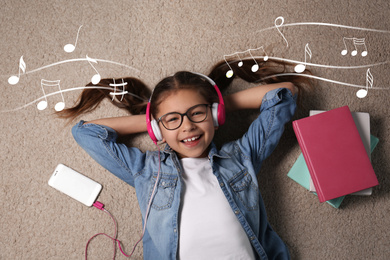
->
[288, 106, 379, 208]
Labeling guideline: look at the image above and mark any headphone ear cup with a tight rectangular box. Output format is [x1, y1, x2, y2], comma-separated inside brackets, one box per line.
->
[211, 102, 226, 127]
[151, 119, 163, 142]
[218, 103, 226, 126]
[211, 103, 219, 126]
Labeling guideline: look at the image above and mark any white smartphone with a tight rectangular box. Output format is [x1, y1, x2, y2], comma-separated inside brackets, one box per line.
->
[48, 164, 102, 207]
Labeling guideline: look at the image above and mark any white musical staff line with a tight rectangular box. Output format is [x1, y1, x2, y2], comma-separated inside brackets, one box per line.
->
[257, 19, 390, 34]
[232, 55, 388, 70]
[9, 57, 140, 77]
[1, 86, 147, 113]
[260, 72, 386, 90]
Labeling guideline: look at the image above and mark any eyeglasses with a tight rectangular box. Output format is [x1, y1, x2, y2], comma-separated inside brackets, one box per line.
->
[157, 104, 211, 130]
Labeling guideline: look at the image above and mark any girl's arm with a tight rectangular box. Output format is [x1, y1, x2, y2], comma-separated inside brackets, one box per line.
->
[84, 114, 147, 136]
[83, 82, 295, 135]
[231, 85, 297, 174]
[224, 82, 295, 112]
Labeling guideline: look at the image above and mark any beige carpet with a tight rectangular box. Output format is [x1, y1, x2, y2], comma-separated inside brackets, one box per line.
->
[1, 1, 389, 259]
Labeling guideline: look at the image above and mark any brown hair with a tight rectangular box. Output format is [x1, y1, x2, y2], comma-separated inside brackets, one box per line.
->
[56, 58, 312, 121]
[56, 77, 151, 120]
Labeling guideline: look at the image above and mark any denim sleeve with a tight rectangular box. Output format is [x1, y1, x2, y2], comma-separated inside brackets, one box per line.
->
[71, 121, 146, 187]
[237, 88, 297, 173]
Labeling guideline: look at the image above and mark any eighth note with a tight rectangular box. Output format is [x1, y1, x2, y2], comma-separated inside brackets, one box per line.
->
[8, 56, 26, 85]
[37, 79, 65, 111]
[249, 46, 269, 72]
[64, 25, 83, 53]
[223, 46, 269, 78]
[294, 43, 312, 73]
[356, 68, 373, 99]
[86, 55, 101, 84]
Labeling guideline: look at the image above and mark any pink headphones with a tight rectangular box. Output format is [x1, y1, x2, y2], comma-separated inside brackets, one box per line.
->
[146, 72, 225, 144]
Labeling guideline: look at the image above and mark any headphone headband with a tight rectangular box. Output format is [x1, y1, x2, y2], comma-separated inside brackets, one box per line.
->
[190, 72, 216, 86]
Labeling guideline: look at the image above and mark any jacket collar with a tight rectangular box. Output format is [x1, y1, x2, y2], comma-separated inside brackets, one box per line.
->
[208, 142, 231, 160]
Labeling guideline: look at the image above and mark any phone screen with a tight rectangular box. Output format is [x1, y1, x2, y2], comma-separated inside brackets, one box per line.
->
[48, 164, 102, 206]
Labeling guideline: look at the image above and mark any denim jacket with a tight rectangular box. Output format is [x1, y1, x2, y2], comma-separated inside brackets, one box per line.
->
[72, 88, 296, 260]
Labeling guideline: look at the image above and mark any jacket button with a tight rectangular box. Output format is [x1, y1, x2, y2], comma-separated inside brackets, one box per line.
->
[234, 210, 240, 215]
[219, 182, 224, 187]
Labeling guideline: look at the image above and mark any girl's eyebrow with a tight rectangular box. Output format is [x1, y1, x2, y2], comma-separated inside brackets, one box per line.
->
[159, 103, 207, 118]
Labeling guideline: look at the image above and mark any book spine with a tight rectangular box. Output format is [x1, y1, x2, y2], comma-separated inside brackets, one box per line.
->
[293, 121, 326, 202]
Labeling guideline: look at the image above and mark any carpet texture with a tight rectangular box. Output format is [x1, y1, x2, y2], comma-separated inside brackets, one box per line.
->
[1, 1, 389, 259]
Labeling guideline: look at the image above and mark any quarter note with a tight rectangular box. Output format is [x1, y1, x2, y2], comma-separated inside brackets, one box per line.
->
[8, 56, 26, 85]
[64, 25, 83, 53]
[109, 78, 128, 101]
[356, 68, 373, 98]
[294, 43, 312, 73]
[37, 79, 65, 111]
[86, 55, 101, 84]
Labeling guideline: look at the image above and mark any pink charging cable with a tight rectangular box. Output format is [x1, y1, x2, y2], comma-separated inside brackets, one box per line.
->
[85, 144, 162, 259]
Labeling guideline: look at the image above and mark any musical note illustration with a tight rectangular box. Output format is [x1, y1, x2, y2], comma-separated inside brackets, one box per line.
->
[223, 56, 234, 78]
[223, 46, 269, 78]
[356, 68, 373, 98]
[109, 78, 128, 101]
[341, 37, 368, 57]
[237, 57, 244, 68]
[37, 79, 65, 111]
[86, 55, 101, 84]
[64, 25, 83, 53]
[294, 43, 312, 73]
[275, 16, 289, 47]
[8, 56, 26, 85]
[249, 47, 269, 72]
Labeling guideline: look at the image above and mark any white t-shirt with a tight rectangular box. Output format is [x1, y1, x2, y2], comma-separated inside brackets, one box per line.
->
[179, 157, 255, 260]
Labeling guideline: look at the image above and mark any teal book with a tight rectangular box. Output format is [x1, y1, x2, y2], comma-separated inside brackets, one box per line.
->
[288, 135, 379, 208]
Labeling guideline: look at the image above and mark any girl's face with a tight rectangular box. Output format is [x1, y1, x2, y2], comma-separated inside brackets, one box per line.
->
[156, 89, 216, 159]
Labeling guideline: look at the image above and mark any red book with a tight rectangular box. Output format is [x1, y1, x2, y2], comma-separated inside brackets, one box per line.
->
[292, 106, 378, 202]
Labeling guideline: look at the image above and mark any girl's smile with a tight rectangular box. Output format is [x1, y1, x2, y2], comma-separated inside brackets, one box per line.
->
[182, 135, 201, 143]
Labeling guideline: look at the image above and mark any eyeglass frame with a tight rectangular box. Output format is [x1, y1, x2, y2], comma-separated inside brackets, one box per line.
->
[156, 104, 212, 130]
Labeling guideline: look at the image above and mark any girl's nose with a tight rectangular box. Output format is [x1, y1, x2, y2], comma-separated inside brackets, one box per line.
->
[181, 115, 195, 131]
